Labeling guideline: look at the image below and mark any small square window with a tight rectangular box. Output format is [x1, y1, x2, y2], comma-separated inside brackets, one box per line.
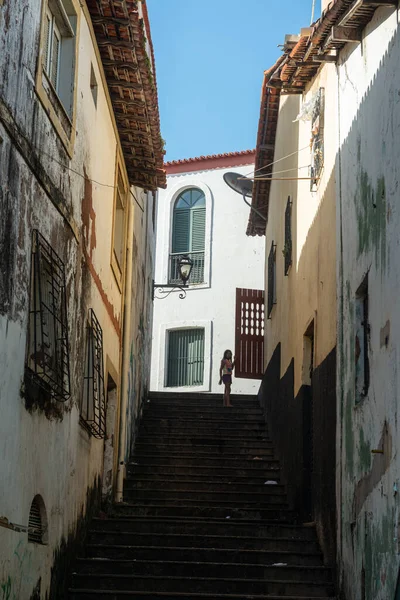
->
[90, 63, 98, 107]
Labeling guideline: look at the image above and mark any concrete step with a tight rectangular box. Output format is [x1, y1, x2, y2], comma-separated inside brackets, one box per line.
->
[110, 503, 296, 521]
[146, 402, 261, 409]
[85, 543, 323, 566]
[75, 558, 331, 582]
[128, 456, 279, 469]
[142, 413, 265, 423]
[141, 422, 265, 432]
[90, 517, 317, 540]
[71, 573, 335, 596]
[135, 435, 272, 446]
[127, 465, 281, 482]
[89, 531, 319, 553]
[144, 407, 264, 416]
[70, 591, 334, 600]
[124, 479, 282, 493]
[123, 489, 287, 505]
[148, 392, 259, 403]
[134, 447, 275, 458]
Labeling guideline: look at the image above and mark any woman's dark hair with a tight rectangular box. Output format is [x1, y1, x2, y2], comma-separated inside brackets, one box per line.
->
[223, 349, 232, 359]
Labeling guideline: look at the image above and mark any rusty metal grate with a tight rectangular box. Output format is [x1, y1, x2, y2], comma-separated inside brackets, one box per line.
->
[28, 497, 43, 544]
[26, 230, 71, 402]
[81, 309, 106, 439]
[310, 88, 325, 191]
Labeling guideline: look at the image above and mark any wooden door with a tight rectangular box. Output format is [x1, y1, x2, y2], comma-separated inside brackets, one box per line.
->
[235, 288, 264, 379]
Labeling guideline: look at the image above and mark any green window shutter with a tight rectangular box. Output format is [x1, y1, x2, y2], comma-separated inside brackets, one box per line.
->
[172, 209, 190, 253]
[167, 329, 205, 387]
[190, 208, 206, 252]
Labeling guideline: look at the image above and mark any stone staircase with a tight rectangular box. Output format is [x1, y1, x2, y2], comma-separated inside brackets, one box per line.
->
[69, 392, 335, 599]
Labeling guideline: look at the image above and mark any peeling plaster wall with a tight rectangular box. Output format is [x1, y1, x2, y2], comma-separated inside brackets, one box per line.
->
[337, 6, 400, 599]
[0, 2, 153, 598]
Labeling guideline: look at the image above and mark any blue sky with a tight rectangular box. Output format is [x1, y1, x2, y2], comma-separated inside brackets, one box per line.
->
[147, 0, 321, 162]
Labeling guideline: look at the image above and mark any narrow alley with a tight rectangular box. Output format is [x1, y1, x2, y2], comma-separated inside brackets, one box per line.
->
[2, 0, 400, 599]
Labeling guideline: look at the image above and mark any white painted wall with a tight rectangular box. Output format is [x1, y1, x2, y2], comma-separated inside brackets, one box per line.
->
[151, 163, 265, 395]
[336, 5, 400, 600]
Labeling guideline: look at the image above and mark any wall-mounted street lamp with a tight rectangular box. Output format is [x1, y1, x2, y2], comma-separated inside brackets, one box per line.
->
[152, 254, 194, 300]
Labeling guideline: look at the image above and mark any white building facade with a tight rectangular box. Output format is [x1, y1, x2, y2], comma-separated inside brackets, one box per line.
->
[151, 151, 265, 396]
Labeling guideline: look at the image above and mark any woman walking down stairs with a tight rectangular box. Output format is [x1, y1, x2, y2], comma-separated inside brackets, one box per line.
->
[69, 392, 336, 599]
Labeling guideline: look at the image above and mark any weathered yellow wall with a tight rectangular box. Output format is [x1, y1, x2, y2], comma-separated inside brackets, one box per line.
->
[264, 64, 337, 396]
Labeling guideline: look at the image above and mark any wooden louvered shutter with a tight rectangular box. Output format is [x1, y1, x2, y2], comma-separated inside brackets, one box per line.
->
[167, 329, 205, 387]
[172, 209, 190, 253]
[191, 208, 206, 252]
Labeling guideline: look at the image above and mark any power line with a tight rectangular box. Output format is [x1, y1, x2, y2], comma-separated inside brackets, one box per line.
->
[36, 147, 145, 212]
[243, 145, 311, 179]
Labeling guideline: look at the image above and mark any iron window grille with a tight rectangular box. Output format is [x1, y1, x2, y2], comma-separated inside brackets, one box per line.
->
[169, 251, 205, 285]
[81, 309, 106, 438]
[26, 230, 70, 402]
[310, 88, 325, 191]
[284, 196, 292, 275]
[267, 242, 277, 318]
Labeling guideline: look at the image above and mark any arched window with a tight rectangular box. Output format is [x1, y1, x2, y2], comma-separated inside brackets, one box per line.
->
[170, 188, 206, 284]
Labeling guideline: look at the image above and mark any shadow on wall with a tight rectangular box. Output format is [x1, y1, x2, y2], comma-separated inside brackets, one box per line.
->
[259, 108, 337, 568]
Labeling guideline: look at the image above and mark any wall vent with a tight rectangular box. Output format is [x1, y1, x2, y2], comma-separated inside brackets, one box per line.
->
[28, 496, 47, 544]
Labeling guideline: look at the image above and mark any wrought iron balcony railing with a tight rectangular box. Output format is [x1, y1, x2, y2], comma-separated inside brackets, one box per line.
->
[169, 251, 205, 285]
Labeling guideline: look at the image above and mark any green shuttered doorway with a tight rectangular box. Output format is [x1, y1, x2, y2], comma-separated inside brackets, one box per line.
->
[167, 328, 205, 387]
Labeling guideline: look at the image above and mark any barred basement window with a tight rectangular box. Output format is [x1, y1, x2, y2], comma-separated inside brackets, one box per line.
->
[310, 88, 325, 191]
[283, 196, 292, 275]
[26, 230, 71, 402]
[81, 309, 106, 438]
[28, 495, 47, 544]
[267, 241, 277, 318]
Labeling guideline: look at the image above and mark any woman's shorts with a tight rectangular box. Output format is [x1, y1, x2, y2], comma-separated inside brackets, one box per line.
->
[222, 374, 232, 385]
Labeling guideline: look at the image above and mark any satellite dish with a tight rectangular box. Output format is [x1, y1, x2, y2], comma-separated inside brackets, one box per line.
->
[223, 172, 253, 198]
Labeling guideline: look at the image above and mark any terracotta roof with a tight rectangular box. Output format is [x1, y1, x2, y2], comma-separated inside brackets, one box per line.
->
[278, 0, 394, 95]
[247, 0, 394, 235]
[165, 150, 256, 175]
[246, 56, 284, 236]
[86, 0, 166, 190]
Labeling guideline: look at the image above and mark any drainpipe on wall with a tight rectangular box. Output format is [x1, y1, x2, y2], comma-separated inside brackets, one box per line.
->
[336, 61, 345, 581]
[116, 197, 135, 502]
